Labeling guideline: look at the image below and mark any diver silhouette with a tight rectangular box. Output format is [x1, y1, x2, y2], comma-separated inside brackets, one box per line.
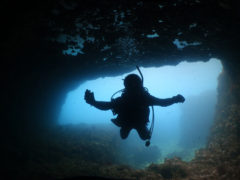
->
[84, 67, 185, 146]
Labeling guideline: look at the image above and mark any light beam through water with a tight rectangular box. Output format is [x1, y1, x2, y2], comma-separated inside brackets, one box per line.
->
[59, 58, 222, 163]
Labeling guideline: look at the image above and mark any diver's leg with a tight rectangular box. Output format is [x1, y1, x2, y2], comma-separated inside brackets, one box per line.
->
[120, 127, 131, 139]
[136, 125, 151, 140]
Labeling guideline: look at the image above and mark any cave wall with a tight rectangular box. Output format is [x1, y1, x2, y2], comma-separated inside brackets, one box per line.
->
[207, 60, 240, 157]
[186, 61, 240, 179]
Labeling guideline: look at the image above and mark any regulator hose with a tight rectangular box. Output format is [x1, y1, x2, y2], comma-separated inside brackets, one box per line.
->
[136, 66, 155, 147]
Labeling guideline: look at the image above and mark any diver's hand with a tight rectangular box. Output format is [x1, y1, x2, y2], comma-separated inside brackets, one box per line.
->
[173, 94, 185, 103]
[84, 89, 96, 105]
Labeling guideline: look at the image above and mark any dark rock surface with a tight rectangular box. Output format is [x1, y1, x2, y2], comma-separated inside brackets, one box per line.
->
[2, 0, 240, 179]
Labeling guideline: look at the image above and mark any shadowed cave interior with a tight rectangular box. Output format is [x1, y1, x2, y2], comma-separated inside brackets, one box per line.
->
[3, 0, 240, 180]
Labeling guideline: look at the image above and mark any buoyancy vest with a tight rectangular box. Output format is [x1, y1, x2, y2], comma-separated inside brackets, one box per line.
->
[111, 89, 150, 126]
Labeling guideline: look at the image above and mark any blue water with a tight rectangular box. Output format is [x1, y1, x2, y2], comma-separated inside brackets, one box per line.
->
[59, 58, 222, 164]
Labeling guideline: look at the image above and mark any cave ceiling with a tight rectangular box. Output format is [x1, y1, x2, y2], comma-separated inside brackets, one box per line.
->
[2, 0, 240, 77]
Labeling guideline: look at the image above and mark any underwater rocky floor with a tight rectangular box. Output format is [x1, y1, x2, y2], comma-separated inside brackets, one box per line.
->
[6, 112, 240, 180]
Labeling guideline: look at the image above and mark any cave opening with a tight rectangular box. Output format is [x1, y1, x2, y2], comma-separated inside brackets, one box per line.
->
[58, 58, 222, 168]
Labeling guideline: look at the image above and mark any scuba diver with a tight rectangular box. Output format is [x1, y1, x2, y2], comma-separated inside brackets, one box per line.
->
[84, 66, 185, 146]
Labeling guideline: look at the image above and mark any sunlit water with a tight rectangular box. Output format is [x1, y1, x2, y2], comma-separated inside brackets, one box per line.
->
[59, 58, 222, 164]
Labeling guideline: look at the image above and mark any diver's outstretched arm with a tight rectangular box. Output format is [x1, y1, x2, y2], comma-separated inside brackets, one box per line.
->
[148, 94, 185, 106]
[84, 89, 113, 110]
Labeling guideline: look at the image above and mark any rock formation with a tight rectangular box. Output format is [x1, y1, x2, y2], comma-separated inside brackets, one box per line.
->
[2, 0, 240, 179]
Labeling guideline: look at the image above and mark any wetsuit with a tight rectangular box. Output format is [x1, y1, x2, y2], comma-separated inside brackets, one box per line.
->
[90, 90, 182, 140]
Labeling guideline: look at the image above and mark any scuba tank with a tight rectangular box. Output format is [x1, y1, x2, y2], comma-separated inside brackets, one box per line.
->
[111, 66, 155, 147]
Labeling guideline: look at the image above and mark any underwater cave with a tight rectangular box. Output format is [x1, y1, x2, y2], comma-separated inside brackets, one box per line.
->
[59, 58, 223, 166]
[3, 0, 240, 180]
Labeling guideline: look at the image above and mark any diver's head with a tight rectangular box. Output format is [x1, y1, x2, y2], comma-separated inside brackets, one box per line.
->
[124, 74, 143, 91]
